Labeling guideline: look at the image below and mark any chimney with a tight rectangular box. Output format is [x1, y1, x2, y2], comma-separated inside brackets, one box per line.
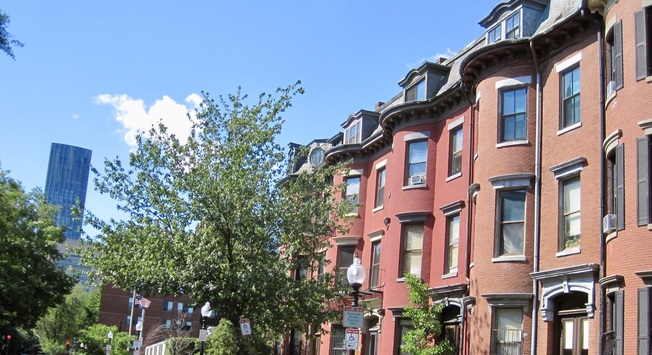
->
[375, 101, 385, 110]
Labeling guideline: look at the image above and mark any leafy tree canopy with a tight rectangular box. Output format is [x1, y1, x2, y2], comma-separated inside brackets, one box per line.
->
[401, 274, 454, 355]
[0, 168, 75, 328]
[82, 82, 352, 351]
[35, 285, 100, 345]
[0, 9, 23, 60]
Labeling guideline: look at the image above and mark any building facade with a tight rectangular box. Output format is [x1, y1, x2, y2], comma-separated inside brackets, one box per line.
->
[44, 142, 93, 288]
[286, 0, 652, 354]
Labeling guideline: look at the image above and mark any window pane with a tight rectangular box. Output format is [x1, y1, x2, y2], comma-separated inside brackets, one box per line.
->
[502, 223, 524, 255]
[502, 190, 525, 221]
[409, 141, 427, 163]
[402, 225, 423, 276]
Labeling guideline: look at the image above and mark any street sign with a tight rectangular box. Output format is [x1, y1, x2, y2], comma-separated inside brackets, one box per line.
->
[345, 328, 359, 350]
[198, 329, 207, 341]
[240, 318, 252, 336]
[343, 306, 364, 328]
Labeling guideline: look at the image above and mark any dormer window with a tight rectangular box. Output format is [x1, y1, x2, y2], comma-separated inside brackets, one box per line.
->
[505, 12, 520, 39]
[488, 25, 502, 44]
[486, 10, 522, 44]
[405, 79, 426, 102]
[344, 120, 361, 144]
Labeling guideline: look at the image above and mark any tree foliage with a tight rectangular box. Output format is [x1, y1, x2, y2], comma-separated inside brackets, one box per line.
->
[0, 9, 23, 60]
[35, 285, 100, 346]
[81, 82, 351, 352]
[205, 319, 238, 355]
[401, 274, 454, 355]
[0, 169, 75, 328]
[77, 324, 133, 355]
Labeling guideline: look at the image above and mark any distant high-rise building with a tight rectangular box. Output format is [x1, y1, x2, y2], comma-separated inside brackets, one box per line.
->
[45, 143, 92, 240]
[44, 143, 92, 289]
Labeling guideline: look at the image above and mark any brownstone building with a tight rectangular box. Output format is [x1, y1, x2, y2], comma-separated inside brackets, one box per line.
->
[283, 0, 652, 354]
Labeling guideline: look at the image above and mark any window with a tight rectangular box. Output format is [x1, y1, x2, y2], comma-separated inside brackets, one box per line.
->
[401, 224, 423, 277]
[561, 176, 581, 250]
[637, 136, 651, 226]
[375, 168, 386, 208]
[396, 319, 414, 355]
[445, 214, 460, 274]
[163, 301, 174, 312]
[638, 287, 651, 354]
[187, 307, 194, 316]
[491, 308, 523, 355]
[337, 246, 355, 288]
[177, 302, 185, 312]
[165, 319, 171, 329]
[294, 255, 308, 281]
[635, 7, 652, 80]
[500, 88, 527, 142]
[370, 240, 381, 288]
[607, 21, 623, 92]
[496, 189, 526, 256]
[406, 79, 425, 101]
[561, 66, 581, 128]
[344, 176, 360, 213]
[488, 24, 502, 43]
[329, 325, 346, 355]
[505, 12, 520, 39]
[290, 329, 303, 355]
[345, 120, 361, 144]
[317, 253, 326, 280]
[609, 144, 625, 230]
[406, 140, 427, 185]
[606, 291, 624, 354]
[449, 126, 463, 176]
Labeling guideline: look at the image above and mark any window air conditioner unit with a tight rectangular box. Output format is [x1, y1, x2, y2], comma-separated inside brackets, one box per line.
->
[410, 174, 425, 185]
[607, 80, 616, 96]
[603, 214, 616, 234]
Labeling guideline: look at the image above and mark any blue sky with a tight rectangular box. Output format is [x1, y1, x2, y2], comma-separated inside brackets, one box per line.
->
[1, 1, 497, 223]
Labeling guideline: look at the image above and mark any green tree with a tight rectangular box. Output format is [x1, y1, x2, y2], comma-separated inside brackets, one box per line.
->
[81, 83, 351, 353]
[205, 319, 238, 355]
[0, 169, 75, 329]
[77, 324, 133, 355]
[401, 274, 454, 355]
[34, 285, 100, 347]
[0, 9, 23, 59]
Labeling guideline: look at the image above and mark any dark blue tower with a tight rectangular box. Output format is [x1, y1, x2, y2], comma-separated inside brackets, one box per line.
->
[44, 143, 92, 240]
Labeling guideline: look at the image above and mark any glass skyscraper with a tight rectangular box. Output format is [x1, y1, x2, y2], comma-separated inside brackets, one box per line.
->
[44, 143, 93, 289]
[45, 143, 92, 240]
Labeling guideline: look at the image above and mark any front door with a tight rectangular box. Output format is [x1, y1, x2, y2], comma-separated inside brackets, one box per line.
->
[365, 329, 378, 355]
[560, 316, 589, 355]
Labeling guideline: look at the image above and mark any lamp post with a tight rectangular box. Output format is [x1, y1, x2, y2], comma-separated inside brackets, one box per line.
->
[346, 255, 366, 355]
[106, 331, 113, 355]
[200, 302, 212, 355]
[135, 320, 143, 341]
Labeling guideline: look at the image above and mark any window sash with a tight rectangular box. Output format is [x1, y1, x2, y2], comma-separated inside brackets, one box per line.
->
[375, 168, 386, 208]
[501, 88, 527, 142]
[505, 12, 520, 39]
[561, 66, 581, 127]
[370, 241, 381, 288]
[446, 215, 460, 273]
[450, 127, 463, 175]
[402, 224, 423, 277]
[488, 25, 502, 43]
[492, 308, 524, 355]
[498, 189, 526, 256]
[407, 140, 428, 183]
[345, 176, 360, 213]
[562, 177, 581, 249]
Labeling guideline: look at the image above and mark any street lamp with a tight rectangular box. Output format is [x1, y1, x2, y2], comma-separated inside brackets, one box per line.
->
[347, 255, 366, 307]
[135, 320, 143, 341]
[107, 331, 113, 355]
[346, 255, 366, 355]
[200, 302, 212, 355]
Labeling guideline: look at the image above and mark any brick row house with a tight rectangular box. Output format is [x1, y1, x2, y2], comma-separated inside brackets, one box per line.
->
[284, 0, 652, 354]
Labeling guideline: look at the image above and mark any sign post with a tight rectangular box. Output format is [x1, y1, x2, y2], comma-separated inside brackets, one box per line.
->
[345, 328, 359, 350]
[343, 306, 364, 328]
[239, 318, 252, 336]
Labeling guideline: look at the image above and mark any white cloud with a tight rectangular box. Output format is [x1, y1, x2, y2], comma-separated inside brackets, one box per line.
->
[94, 93, 202, 148]
[406, 48, 457, 69]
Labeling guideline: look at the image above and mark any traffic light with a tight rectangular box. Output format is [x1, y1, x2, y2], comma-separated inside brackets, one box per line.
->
[65, 340, 71, 349]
